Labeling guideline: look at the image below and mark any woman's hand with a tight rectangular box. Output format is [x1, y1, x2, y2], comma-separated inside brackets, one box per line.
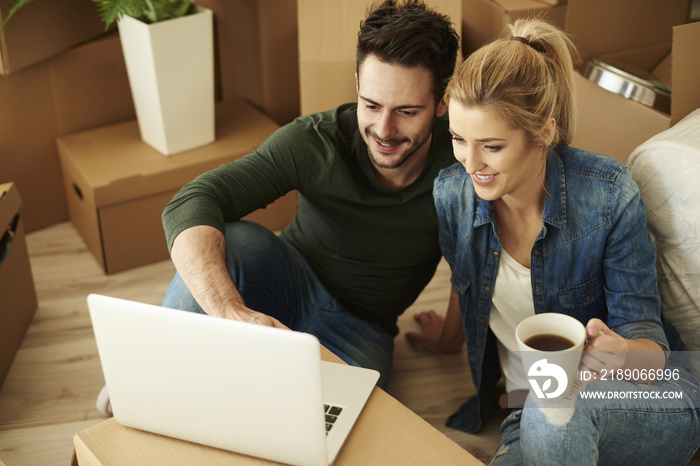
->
[579, 318, 628, 381]
[405, 291, 465, 354]
[580, 318, 665, 383]
[406, 311, 447, 352]
[405, 310, 464, 354]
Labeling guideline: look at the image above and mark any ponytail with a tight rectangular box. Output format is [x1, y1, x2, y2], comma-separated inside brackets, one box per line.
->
[446, 18, 579, 149]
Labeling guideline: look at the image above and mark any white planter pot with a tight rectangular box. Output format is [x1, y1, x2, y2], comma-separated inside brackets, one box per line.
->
[117, 6, 215, 156]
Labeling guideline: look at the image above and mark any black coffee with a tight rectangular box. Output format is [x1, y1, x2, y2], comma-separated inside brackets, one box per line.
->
[524, 334, 574, 351]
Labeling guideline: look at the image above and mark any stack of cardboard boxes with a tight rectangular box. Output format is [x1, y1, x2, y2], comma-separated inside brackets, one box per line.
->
[1, 0, 301, 274]
[0, 0, 300, 234]
[0, 0, 111, 232]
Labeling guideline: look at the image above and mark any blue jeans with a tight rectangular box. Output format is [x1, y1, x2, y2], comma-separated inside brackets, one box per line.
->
[491, 369, 700, 465]
[162, 220, 394, 389]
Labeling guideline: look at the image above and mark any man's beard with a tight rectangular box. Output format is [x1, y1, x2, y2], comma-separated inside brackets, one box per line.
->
[365, 130, 428, 170]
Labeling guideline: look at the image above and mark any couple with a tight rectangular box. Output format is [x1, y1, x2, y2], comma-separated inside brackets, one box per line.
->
[142, 1, 700, 464]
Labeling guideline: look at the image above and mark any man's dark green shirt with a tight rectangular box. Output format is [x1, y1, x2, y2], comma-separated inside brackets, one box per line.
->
[163, 103, 455, 335]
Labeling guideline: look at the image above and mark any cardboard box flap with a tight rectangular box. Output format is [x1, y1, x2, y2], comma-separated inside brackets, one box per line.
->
[565, 0, 690, 63]
[671, 21, 700, 125]
[652, 53, 672, 87]
[496, 0, 559, 15]
[0, 183, 22, 228]
[599, 42, 671, 74]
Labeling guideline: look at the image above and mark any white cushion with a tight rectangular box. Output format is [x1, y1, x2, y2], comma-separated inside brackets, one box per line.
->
[628, 109, 700, 350]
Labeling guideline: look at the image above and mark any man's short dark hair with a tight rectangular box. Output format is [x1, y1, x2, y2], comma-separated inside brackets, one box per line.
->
[357, 0, 460, 104]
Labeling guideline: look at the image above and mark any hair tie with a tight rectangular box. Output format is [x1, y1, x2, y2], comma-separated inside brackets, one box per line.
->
[511, 36, 545, 54]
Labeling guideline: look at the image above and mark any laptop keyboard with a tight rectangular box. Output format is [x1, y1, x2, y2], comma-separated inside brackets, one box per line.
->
[324, 404, 343, 434]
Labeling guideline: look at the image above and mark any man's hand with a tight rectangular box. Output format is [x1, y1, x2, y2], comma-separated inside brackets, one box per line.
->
[220, 304, 290, 330]
[170, 225, 289, 330]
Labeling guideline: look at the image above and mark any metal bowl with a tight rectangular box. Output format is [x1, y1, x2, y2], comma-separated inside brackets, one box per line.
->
[583, 58, 671, 114]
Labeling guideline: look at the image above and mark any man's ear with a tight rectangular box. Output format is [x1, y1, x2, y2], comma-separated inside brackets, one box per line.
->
[355, 72, 359, 94]
[436, 98, 448, 118]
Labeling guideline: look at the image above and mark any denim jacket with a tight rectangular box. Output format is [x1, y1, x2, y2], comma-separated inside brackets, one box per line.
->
[434, 145, 683, 433]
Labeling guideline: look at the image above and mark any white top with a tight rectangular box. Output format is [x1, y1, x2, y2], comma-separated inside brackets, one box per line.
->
[489, 249, 535, 392]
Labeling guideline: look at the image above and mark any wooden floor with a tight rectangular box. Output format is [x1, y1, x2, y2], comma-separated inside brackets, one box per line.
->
[0, 221, 504, 465]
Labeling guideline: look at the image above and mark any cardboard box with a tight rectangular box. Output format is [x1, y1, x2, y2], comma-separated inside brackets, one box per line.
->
[0, 59, 68, 232]
[461, 0, 567, 55]
[56, 99, 297, 275]
[247, 0, 300, 126]
[0, 32, 133, 234]
[49, 33, 136, 136]
[0, 0, 106, 75]
[71, 404, 482, 465]
[567, 0, 699, 163]
[195, 0, 301, 126]
[2, 1, 301, 235]
[1, 2, 300, 234]
[298, 0, 462, 116]
[0, 183, 38, 386]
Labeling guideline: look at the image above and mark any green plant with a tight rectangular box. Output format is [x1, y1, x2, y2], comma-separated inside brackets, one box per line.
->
[93, 0, 195, 28]
[1, 0, 194, 32]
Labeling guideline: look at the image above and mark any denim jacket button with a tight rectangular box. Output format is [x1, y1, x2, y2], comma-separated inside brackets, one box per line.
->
[535, 286, 541, 292]
[480, 318, 486, 325]
[485, 286, 491, 293]
[533, 249, 540, 255]
[493, 251, 499, 258]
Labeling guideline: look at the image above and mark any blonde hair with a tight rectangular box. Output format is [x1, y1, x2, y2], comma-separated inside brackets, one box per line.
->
[446, 18, 579, 150]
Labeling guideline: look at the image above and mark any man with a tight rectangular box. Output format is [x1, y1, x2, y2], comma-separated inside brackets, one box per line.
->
[160, 0, 460, 390]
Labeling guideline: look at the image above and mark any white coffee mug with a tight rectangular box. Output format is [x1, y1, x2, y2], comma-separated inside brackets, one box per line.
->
[515, 313, 586, 400]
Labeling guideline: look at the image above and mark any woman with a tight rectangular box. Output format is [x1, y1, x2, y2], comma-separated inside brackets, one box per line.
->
[408, 19, 700, 465]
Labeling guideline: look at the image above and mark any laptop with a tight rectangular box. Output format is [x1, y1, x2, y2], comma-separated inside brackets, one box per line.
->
[87, 293, 380, 466]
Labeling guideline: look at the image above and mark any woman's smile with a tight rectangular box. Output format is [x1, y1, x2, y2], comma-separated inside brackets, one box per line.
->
[472, 172, 498, 186]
